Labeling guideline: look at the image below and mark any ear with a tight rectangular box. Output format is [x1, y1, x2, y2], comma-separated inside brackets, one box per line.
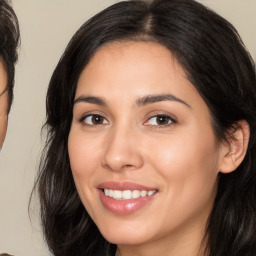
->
[219, 120, 250, 174]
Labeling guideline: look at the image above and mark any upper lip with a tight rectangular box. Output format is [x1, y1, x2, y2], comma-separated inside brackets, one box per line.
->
[97, 181, 157, 191]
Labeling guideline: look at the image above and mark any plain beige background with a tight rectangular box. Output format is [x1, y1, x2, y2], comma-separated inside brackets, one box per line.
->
[0, 0, 255, 255]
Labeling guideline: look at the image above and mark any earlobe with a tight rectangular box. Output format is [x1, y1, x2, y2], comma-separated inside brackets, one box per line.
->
[219, 120, 250, 174]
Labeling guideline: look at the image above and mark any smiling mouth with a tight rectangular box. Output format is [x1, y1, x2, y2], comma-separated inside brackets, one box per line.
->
[98, 182, 158, 214]
[103, 189, 157, 200]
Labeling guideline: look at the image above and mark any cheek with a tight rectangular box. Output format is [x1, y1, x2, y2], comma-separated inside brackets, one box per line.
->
[68, 129, 99, 199]
[146, 129, 219, 230]
[68, 129, 101, 176]
[68, 129, 102, 215]
[0, 115, 8, 148]
[148, 126, 219, 197]
[0, 94, 8, 148]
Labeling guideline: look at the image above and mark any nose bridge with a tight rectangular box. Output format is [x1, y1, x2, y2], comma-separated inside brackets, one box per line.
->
[102, 121, 143, 172]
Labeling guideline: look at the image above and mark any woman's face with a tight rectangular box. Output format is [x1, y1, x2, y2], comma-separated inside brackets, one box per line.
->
[68, 41, 223, 250]
[0, 61, 8, 150]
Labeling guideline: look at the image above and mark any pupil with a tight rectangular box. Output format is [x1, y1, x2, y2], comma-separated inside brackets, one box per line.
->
[92, 115, 103, 124]
[157, 116, 168, 125]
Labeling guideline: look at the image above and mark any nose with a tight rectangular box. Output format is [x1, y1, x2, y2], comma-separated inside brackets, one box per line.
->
[101, 126, 144, 172]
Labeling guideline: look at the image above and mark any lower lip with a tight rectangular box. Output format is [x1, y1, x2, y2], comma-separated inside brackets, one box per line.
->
[99, 190, 156, 215]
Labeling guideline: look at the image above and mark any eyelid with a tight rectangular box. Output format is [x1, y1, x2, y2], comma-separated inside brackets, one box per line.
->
[144, 113, 177, 127]
[78, 113, 109, 126]
[75, 109, 107, 121]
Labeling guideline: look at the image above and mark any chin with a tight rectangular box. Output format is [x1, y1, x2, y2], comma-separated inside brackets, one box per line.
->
[104, 233, 149, 246]
[98, 221, 154, 246]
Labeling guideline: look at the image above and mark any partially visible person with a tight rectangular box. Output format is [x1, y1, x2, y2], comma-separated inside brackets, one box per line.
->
[0, 0, 20, 150]
[0, 0, 19, 255]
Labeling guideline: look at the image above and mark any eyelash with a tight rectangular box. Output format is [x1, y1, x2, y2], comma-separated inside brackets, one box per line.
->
[79, 114, 109, 126]
[79, 113, 177, 128]
[144, 114, 176, 128]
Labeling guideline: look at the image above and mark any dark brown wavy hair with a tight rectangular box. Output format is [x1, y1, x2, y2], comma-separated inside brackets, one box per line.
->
[36, 0, 256, 255]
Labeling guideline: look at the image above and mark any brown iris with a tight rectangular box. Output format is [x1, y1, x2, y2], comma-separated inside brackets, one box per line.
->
[91, 115, 105, 125]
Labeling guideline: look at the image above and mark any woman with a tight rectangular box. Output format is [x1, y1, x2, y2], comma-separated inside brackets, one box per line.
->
[36, 0, 256, 255]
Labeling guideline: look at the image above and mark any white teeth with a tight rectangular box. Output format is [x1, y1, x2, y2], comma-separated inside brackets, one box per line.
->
[123, 190, 132, 199]
[113, 190, 122, 199]
[105, 189, 109, 196]
[141, 190, 147, 197]
[147, 190, 155, 196]
[132, 190, 141, 199]
[109, 189, 114, 197]
[103, 189, 156, 200]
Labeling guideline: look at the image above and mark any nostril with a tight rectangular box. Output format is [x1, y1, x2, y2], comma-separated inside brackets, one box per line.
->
[121, 164, 139, 170]
[124, 164, 133, 168]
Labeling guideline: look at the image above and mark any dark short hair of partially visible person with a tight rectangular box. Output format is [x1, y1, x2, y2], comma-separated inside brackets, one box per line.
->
[0, 0, 20, 112]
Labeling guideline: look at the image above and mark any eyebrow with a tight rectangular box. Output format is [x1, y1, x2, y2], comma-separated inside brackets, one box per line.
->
[136, 94, 191, 108]
[73, 94, 190, 108]
[74, 96, 106, 106]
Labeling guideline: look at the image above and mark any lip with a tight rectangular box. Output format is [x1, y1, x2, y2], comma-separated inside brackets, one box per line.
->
[97, 181, 158, 215]
[97, 181, 157, 191]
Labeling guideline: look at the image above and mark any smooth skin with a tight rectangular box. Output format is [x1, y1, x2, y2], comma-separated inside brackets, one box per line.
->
[68, 41, 249, 256]
[0, 60, 8, 150]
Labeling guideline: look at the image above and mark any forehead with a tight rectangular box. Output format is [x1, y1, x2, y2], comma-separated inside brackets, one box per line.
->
[76, 41, 198, 103]
[84, 41, 179, 75]
[77, 41, 187, 90]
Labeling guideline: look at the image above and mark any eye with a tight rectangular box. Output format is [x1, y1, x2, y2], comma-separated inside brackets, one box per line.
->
[81, 114, 109, 126]
[145, 114, 175, 126]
